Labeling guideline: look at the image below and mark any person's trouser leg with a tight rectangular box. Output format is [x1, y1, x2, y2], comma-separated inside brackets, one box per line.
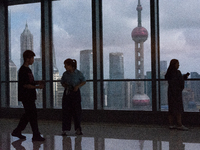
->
[73, 101, 82, 131]
[13, 113, 29, 133]
[62, 99, 72, 131]
[176, 113, 182, 127]
[23, 100, 40, 136]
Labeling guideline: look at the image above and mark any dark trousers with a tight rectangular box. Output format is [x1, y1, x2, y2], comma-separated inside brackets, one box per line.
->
[13, 100, 40, 136]
[62, 89, 82, 131]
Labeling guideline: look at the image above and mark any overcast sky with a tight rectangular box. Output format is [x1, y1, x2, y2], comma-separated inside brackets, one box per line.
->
[9, 0, 200, 79]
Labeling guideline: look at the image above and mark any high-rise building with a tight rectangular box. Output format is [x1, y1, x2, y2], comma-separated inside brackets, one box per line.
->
[80, 50, 93, 109]
[53, 75, 63, 108]
[190, 72, 200, 103]
[33, 58, 43, 107]
[160, 61, 167, 74]
[20, 23, 33, 67]
[9, 60, 18, 107]
[160, 61, 168, 106]
[131, 0, 150, 106]
[107, 52, 125, 109]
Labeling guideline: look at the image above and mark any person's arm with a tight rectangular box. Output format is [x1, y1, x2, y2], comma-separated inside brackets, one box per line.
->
[73, 81, 86, 91]
[23, 84, 44, 89]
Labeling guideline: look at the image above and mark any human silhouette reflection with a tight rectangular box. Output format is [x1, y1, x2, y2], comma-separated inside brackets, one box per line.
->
[12, 139, 26, 150]
[11, 139, 44, 150]
[75, 136, 82, 150]
[63, 137, 72, 150]
[32, 141, 45, 150]
[63, 136, 82, 150]
[169, 131, 185, 150]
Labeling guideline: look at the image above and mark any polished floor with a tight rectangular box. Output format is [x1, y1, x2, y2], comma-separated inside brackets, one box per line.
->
[1, 119, 200, 150]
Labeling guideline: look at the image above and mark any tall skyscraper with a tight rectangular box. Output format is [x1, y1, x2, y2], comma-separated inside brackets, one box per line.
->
[9, 60, 18, 107]
[160, 61, 167, 74]
[20, 23, 33, 67]
[190, 72, 200, 102]
[80, 50, 93, 109]
[131, 0, 150, 106]
[160, 61, 168, 106]
[107, 52, 125, 109]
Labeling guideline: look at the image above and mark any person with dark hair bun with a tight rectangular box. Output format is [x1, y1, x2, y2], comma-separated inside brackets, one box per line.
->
[165, 59, 190, 131]
[61, 58, 86, 136]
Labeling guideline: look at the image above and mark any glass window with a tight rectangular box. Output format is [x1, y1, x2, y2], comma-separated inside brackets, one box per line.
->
[103, 0, 151, 110]
[52, 1, 93, 109]
[104, 81, 152, 110]
[160, 0, 200, 112]
[9, 3, 42, 108]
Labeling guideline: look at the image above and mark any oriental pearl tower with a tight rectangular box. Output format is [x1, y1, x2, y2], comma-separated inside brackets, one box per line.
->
[131, 0, 150, 106]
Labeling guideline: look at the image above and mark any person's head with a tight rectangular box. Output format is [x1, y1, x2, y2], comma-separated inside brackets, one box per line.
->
[168, 59, 179, 70]
[23, 50, 35, 65]
[64, 58, 77, 72]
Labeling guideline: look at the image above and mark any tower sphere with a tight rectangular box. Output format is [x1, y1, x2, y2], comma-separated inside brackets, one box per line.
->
[131, 26, 148, 43]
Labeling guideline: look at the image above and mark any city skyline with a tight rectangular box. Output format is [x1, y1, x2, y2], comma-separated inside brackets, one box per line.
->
[8, 1, 200, 79]
[8, 20, 200, 110]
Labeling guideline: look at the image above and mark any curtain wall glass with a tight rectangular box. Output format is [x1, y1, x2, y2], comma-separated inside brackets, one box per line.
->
[52, 0, 93, 109]
[103, 0, 152, 110]
[159, 0, 200, 112]
[8, 3, 42, 108]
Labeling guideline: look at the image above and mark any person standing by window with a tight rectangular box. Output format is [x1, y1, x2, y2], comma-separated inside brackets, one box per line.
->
[12, 50, 45, 141]
[61, 58, 86, 136]
[165, 59, 189, 131]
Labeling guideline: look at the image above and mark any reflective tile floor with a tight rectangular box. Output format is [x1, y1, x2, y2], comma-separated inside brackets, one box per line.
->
[1, 119, 200, 150]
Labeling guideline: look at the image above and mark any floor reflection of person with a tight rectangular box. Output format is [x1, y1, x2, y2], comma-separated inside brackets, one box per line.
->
[11, 138, 44, 150]
[62, 136, 82, 150]
[63, 137, 72, 150]
[169, 131, 185, 150]
[11, 139, 26, 150]
[75, 136, 82, 150]
[32, 141, 44, 150]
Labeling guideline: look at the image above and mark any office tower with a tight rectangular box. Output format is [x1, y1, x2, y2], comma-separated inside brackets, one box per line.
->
[20, 23, 33, 67]
[33, 58, 42, 107]
[53, 75, 63, 108]
[131, 0, 150, 106]
[160, 61, 168, 106]
[80, 50, 93, 109]
[107, 52, 125, 109]
[9, 60, 18, 107]
[160, 61, 167, 74]
[190, 72, 200, 103]
[33, 58, 42, 80]
[125, 81, 133, 108]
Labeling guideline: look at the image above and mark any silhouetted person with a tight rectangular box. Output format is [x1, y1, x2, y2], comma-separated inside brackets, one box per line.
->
[61, 58, 86, 136]
[12, 50, 45, 141]
[165, 59, 189, 131]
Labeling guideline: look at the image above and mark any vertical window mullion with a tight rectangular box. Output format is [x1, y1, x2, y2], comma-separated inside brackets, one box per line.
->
[0, 1, 9, 107]
[41, 0, 53, 109]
